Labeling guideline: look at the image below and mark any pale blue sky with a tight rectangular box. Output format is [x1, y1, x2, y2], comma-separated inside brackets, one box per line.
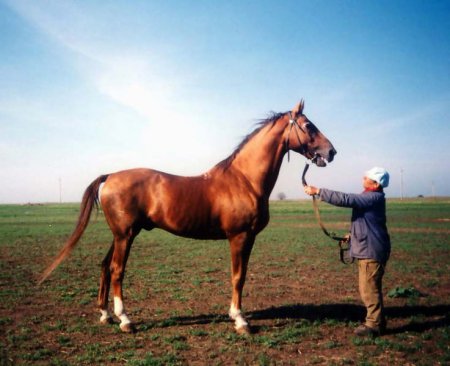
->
[1, 0, 449, 203]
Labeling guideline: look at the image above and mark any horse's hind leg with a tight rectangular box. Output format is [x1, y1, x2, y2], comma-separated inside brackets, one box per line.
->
[228, 232, 255, 334]
[110, 231, 138, 332]
[98, 242, 114, 324]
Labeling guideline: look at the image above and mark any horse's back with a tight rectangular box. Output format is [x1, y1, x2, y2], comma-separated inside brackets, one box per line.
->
[100, 167, 202, 214]
[99, 168, 221, 237]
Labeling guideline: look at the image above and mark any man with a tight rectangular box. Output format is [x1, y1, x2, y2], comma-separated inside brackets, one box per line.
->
[304, 167, 390, 337]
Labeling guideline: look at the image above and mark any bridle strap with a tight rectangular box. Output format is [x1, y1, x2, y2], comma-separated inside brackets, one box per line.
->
[285, 112, 307, 162]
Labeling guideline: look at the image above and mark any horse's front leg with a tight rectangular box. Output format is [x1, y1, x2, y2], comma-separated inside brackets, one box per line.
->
[228, 232, 255, 334]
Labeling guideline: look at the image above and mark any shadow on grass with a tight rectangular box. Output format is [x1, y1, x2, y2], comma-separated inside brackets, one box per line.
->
[138, 303, 450, 334]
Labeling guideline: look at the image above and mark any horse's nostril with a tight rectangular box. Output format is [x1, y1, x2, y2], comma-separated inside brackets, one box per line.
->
[329, 148, 337, 161]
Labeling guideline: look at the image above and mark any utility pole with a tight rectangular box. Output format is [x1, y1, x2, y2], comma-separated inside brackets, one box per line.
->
[431, 181, 435, 198]
[59, 177, 62, 204]
[400, 169, 404, 200]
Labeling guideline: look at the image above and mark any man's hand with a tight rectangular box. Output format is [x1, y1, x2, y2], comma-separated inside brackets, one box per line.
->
[304, 185, 320, 196]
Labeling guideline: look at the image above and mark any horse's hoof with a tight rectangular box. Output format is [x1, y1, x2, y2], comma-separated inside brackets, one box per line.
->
[120, 322, 136, 333]
[100, 316, 113, 325]
[235, 324, 251, 335]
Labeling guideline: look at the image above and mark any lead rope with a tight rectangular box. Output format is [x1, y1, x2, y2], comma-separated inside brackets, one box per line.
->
[301, 163, 354, 264]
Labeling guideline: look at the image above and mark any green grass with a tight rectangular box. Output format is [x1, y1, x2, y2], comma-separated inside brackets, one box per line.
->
[0, 198, 449, 365]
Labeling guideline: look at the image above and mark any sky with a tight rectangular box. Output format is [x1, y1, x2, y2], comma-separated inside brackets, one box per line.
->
[0, 0, 449, 204]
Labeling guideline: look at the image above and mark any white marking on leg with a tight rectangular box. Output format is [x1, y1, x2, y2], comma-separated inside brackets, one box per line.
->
[229, 303, 240, 320]
[114, 296, 123, 316]
[229, 303, 248, 329]
[114, 296, 131, 326]
[234, 315, 248, 329]
[99, 309, 111, 323]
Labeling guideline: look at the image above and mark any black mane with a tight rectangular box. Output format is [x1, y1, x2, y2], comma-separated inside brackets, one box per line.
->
[214, 111, 286, 171]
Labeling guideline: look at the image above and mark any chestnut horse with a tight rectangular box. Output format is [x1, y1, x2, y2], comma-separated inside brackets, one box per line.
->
[39, 100, 336, 334]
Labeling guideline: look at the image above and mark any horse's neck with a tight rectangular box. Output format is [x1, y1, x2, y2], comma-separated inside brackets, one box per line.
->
[231, 122, 286, 198]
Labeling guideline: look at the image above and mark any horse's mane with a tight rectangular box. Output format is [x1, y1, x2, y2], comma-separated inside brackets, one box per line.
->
[214, 111, 286, 171]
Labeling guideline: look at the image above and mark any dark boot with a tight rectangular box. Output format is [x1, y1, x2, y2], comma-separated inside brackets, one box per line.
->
[354, 324, 380, 337]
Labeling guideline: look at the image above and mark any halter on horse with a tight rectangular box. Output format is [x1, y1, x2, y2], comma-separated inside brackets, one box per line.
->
[39, 100, 336, 334]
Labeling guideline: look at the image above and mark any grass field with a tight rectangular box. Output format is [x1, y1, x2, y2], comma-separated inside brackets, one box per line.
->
[0, 198, 449, 365]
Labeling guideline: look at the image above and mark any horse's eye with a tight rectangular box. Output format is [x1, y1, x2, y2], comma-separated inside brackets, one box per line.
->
[304, 122, 317, 135]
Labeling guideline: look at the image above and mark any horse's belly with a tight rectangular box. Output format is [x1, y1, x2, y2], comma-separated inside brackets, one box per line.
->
[173, 228, 227, 240]
[153, 220, 227, 240]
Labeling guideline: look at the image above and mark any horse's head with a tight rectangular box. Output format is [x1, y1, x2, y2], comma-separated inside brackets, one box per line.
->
[285, 100, 336, 167]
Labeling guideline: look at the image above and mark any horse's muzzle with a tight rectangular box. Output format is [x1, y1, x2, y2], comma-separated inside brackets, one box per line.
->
[327, 147, 337, 163]
[313, 147, 336, 167]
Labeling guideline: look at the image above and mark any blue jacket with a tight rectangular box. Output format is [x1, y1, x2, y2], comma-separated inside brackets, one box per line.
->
[319, 188, 391, 264]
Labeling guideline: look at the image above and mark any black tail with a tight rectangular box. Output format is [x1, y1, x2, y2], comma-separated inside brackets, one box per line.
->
[38, 174, 109, 285]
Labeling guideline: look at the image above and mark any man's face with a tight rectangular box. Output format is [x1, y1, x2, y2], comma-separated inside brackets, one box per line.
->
[363, 176, 380, 190]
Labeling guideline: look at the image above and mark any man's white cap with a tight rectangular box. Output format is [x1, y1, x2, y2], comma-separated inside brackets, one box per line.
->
[366, 167, 389, 188]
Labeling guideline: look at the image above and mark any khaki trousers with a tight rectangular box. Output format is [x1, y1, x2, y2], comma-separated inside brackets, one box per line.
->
[358, 259, 385, 329]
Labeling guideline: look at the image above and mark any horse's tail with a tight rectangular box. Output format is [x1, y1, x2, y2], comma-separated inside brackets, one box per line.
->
[38, 174, 110, 285]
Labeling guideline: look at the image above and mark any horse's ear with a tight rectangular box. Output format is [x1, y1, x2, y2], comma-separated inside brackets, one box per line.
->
[292, 99, 305, 117]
